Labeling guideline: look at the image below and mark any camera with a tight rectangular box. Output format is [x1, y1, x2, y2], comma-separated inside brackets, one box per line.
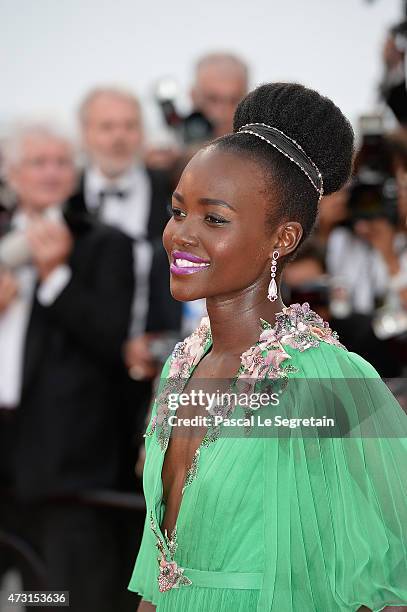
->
[154, 77, 214, 146]
[347, 115, 399, 226]
[391, 18, 407, 53]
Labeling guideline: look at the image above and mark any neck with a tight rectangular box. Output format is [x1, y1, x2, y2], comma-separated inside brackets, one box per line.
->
[205, 284, 284, 357]
[95, 164, 133, 182]
[18, 202, 55, 217]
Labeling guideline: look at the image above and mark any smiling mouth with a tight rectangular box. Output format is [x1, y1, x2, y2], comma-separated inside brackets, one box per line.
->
[170, 250, 211, 275]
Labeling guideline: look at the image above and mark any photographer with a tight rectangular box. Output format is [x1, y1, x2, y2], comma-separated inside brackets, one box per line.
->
[146, 54, 250, 335]
[282, 241, 402, 377]
[147, 52, 249, 172]
[190, 52, 249, 140]
[326, 120, 407, 317]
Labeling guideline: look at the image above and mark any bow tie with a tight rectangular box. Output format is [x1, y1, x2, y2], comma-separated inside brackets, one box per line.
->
[98, 188, 130, 201]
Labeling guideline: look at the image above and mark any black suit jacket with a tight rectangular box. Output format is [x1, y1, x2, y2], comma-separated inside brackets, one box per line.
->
[67, 167, 183, 336]
[68, 167, 172, 241]
[146, 237, 182, 333]
[5, 208, 137, 501]
[382, 79, 407, 125]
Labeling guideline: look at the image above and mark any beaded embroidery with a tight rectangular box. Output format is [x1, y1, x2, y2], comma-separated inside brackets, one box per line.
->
[144, 319, 212, 450]
[150, 511, 192, 592]
[147, 302, 343, 465]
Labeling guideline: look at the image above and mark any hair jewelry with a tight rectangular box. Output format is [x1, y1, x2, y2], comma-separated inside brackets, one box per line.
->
[237, 123, 324, 200]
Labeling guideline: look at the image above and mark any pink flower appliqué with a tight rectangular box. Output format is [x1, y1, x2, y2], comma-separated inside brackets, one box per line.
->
[263, 345, 291, 369]
[240, 345, 261, 375]
[310, 324, 342, 347]
[259, 328, 278, 343]
[158, 555, 191, 592]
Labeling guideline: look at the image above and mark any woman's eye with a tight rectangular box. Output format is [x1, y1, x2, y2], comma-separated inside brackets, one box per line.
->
[168, 206, 228, 225]
[205, 214, 229, 225]
[170, 207, 186, 218]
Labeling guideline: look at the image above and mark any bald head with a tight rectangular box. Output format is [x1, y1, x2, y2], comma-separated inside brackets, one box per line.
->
[192, 53, 249, 137]
[79, 87, 143, 178]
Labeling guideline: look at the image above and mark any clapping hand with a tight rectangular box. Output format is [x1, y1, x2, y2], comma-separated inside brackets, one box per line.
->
[26, 218, 73, 281]
[124, 333, 161, 381]
[0, 269, 18, 313]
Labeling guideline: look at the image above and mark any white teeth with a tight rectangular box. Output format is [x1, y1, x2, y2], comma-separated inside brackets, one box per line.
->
[175, 258, 210, 268]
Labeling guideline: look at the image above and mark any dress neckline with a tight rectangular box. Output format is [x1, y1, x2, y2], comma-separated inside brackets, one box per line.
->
[151, 302, 343, 554]
[148, 302, 344, 590]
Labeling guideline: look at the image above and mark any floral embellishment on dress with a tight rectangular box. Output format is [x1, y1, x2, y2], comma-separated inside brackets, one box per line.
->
[263, 302, 343, 351]
[152, 317, 212, 451]
[150, 511, 192, 592]
[158, 558, 191, 592]
[150, 303, 345, 485]
[235, 329, 293, 396]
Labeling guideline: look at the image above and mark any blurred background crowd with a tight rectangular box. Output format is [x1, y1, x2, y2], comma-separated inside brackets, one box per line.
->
[1, 0, 407, 611]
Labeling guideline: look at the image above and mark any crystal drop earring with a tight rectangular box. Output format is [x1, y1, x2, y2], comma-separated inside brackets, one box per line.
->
[267, 250, 279, 302]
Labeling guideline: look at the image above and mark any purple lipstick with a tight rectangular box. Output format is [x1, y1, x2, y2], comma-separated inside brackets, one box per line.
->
[170, 250, 211, 275]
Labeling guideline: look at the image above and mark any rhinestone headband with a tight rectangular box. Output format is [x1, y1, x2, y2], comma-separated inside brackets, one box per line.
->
[237, 122, 324, 200]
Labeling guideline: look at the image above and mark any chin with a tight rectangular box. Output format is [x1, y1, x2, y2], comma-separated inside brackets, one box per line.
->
[99, 157, 133, 177]
[34, 200, 59, 212]
[169, 277, 207, 302]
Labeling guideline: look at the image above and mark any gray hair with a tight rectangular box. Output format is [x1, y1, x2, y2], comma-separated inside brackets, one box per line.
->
[78, 86, 141, 125]
[2, 120, 75, 174]
[195, 52, 249, 84]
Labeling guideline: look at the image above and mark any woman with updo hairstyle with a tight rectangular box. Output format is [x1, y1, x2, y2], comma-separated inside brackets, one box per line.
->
[129, 83, 407, 611]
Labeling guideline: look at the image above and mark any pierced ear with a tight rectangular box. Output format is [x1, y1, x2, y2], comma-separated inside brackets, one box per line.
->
[269, 222, 303, 258]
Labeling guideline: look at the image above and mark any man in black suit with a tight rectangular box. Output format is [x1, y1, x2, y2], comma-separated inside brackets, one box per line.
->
[70, 86, 173, 334]
[69, 86, 182, 439]
[0, 123, 138, 611]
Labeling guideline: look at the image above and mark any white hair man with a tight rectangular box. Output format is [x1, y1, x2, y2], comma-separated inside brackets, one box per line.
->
[0, 122, 76, 321]
[73, 86, 174, 336]
[0, 120, 135, 612]
[72, 85, 180, 382]
[76, 86, 170, 245]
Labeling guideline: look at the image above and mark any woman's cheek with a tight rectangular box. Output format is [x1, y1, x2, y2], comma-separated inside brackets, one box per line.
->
[162, 219, 174, 254]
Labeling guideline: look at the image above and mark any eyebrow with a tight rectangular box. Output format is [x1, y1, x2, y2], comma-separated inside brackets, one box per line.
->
[172, 192, 236, 211]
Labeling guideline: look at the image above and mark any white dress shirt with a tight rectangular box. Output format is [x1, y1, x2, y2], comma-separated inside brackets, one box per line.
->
[0, 209, 71, 408]
[84, 165, 153, 337]
[327, 227, 407, 314]
[84, 164, 151, 239]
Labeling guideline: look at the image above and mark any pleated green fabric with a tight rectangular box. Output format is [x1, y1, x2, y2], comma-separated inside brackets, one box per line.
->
[128, 319, 407, 611]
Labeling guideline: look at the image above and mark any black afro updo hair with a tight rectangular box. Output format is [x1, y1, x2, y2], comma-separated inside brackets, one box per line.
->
[214, 82, 355, 244]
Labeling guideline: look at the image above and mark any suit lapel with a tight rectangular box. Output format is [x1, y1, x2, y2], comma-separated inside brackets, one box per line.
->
[146, 169, 172, 240]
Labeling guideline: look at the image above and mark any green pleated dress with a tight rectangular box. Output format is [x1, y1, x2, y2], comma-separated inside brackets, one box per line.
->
[128, 303, 407, 611]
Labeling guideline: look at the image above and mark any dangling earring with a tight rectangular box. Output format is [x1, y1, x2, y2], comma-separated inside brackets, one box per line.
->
[267, 250, 279, 302]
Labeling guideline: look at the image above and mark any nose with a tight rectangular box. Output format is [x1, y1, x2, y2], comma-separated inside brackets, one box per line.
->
[172, 231, 199, 248]
[171, 218, 199, 248]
